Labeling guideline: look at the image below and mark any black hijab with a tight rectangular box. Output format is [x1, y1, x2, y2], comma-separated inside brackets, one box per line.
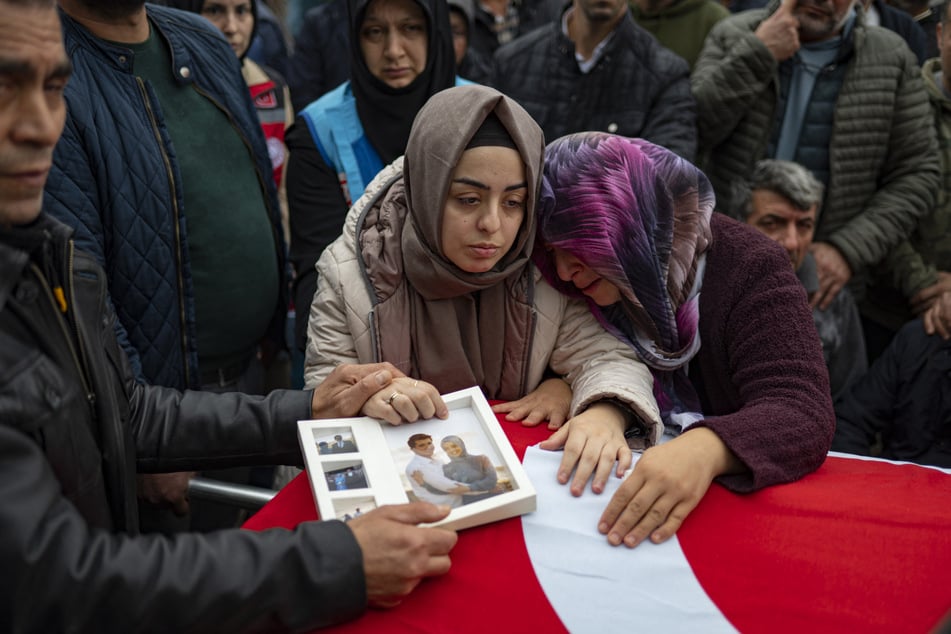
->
[349, 0, 456, 164]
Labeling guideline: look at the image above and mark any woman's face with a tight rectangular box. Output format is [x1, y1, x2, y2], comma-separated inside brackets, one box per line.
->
[550, 246, 621, 306]
[448, 9, 467, 65]
[442, 440, 464, 457]
[359, 0, 428, 89]
[441, 145, 527, 274]
[201, 0, 254, 58]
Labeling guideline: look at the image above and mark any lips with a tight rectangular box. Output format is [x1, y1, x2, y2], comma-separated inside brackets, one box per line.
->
[3, 166, 51, 189]
[469, 244, 500, 259]
[575, 278, 601, 295]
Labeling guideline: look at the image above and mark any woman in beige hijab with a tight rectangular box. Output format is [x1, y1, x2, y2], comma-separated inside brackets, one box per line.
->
[305, 85, 661, 492]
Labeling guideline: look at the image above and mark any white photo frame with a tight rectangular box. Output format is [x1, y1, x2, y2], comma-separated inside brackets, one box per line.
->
[297, 386, 536, 531]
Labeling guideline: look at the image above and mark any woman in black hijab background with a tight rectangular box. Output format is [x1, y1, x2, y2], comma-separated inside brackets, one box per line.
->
[285, 0, 461, 373]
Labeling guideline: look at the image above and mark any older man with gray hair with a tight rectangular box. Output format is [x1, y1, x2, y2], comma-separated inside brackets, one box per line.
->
[736, 160, 867, 400]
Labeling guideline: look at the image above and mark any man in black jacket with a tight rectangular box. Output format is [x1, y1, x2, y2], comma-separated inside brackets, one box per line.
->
[0, 0, 456, 630]
[490, 0, 697, 161]
[833, 313, 951, 468]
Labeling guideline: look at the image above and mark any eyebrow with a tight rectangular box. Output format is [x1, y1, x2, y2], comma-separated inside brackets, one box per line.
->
[452, 177, 528, 192]
[0, 58, 73, 80]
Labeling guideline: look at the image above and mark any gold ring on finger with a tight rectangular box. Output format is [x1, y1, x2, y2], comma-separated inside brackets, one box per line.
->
[387, 391, 401, 406]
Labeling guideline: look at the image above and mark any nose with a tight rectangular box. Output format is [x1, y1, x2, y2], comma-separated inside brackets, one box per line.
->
[222, 10, 238, 34]
[12, 87, 62, 149]
[552, 247, 582, 282]
[778, 223, 799, 255]
[476, 203, 502, 234]
[383, 31, 406, 59]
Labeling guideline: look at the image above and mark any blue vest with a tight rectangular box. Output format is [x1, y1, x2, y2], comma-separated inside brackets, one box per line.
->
[299, 78, 472, 204]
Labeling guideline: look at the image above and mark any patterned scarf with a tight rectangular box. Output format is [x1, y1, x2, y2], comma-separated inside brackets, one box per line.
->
[535, 133, 714, 431]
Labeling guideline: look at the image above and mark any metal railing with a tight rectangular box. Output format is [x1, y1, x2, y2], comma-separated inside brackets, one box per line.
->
[187, 476, 277, 511]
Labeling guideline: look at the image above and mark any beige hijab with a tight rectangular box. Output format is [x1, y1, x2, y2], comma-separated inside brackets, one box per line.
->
[359, 85, 545, 399]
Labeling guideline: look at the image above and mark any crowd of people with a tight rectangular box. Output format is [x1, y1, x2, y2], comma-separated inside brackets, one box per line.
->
[2, 0, 949, 629]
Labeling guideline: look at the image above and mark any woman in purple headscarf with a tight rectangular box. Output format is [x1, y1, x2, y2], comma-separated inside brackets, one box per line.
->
[530, 133, 835, 548]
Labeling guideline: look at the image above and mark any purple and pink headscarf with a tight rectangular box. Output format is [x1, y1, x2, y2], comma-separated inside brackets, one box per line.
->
[535, 133, 714, 428]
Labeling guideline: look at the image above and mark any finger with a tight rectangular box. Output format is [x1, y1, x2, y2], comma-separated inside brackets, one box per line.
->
[615, 445, 633, 478]
[369, 597, 405, 610]
[598, 474, 642, 534]
[590, 445, 619, 494]
[812, 280, 832, 311]
[372, 578, 421, 604]
[778, 0, 796, 14]
[374, 362, 407, 379]
[367, 392, 404, 425]
[419, 553, 453, 578]
[401, 381, 439, 420]
[935, 312, 951, 340]
[391, 392, 421, 422]
[354, 369, 395, 401]
[491, 401, 518, 414]
[547, 408, 568, 430]
[498, 401, 531, 422]
[923, 310, 937, 336]
[374, 501, 454, 526]
[539, 424, 569, 451]
[521, 407, 547, 426]
[819, 280, 843, 311]
[172, 496, 190, 517]
[421, 385, 449, 419]
[611, 489, 666, 548]
[647, 501, 693, 545]
[912, 286, 941, 306]
[568, 439, 600, 496]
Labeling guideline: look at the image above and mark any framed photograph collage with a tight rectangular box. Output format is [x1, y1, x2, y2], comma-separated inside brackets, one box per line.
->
[297, 386, 536, 531]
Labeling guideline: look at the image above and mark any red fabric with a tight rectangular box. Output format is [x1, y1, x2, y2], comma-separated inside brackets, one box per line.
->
[247, 79, 286, 187]
[679, 457, 951, 633]
[243, 417, 566, 634]
[244, 414, 951, 633]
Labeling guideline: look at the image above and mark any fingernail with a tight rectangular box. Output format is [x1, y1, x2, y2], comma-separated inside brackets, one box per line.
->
[598, 522, 608, 534]
[608, 532, 621, 546]
[375, 370, 391, 386]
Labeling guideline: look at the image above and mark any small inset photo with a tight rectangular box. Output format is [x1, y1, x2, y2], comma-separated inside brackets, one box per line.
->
[314, 427, 359, 455]
[333, 496, 376, 522]
[323, 460, 370, 491]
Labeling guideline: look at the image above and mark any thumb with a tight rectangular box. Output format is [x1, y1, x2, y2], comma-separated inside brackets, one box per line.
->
[359, 369, 393, 394]
[539, 425, 569, 451]
[383, 501, 453, 525]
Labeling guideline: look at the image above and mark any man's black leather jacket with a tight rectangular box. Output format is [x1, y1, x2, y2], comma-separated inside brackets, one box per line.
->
[0, 215, 365, 632]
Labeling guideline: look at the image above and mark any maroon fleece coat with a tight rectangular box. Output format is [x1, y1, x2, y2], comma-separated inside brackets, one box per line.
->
[692, 214, 835, 493]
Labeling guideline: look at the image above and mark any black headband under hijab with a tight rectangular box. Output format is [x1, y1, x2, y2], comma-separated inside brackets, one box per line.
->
[348, 0, 457, 164]
[466, 113, 518, 150]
